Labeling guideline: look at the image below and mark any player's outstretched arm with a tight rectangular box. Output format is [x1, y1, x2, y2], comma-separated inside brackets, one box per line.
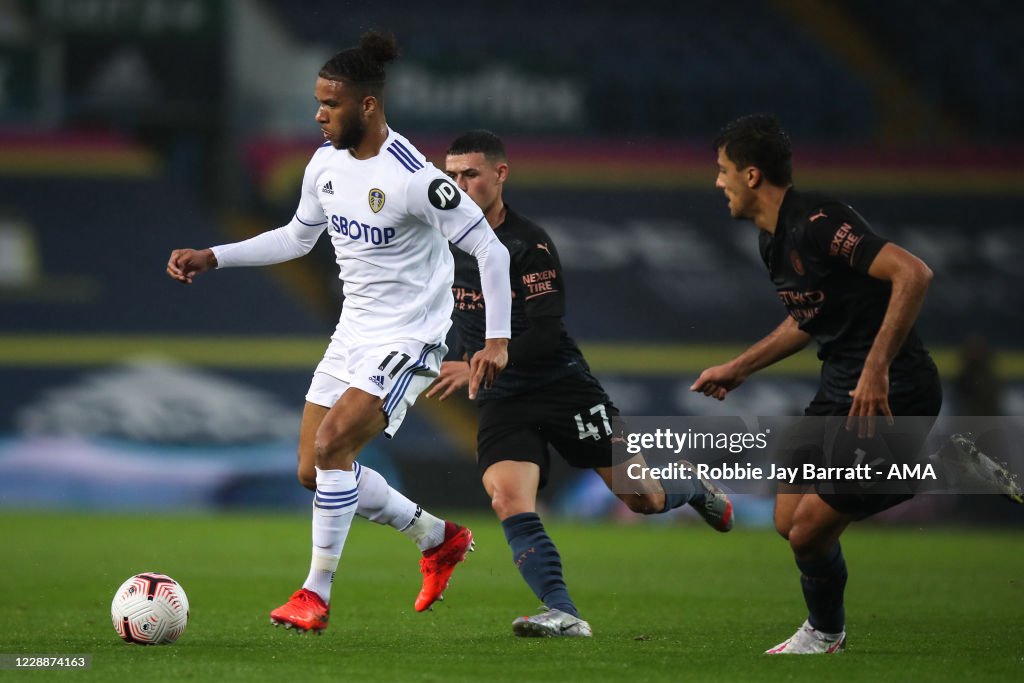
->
[167, 248, 218, 284]
[691, 316, 811, 400]
[846, 243, 933, 435]
[468, 338, 508, 400]
[450, 217, 511, 400]
[426, 361, 471, 401]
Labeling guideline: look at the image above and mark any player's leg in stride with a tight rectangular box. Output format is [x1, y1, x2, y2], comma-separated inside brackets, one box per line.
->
[270, 389, 385, 634]
[342, 461, 475, 612]
[766, 491, 852, 654]
[416, 521, 474, 612]
[596, 457, 734, 532]
[296, 401, 475, 613]
[347, 461, 475, 612]
[485, 460, 593, 637]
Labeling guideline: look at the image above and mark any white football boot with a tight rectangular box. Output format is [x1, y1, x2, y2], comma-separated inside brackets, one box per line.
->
[765, 619, 846, 654]
[512, 608, 592, 638]
[932, 432, 1023, 503]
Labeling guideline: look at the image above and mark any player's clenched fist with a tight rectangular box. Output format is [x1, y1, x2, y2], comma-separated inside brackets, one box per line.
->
[166, 248, 218, 284]
[690, 362, 746, 401]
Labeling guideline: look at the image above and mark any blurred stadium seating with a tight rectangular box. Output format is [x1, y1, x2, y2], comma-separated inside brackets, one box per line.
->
[264, 0, 874, 139]
[838, 0, 1024, 140]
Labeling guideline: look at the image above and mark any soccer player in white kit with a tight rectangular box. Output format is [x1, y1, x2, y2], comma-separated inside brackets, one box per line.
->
[166, 32, 512, 633]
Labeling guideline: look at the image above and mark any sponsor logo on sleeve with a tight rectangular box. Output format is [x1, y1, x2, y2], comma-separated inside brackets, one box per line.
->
[428, 178, 461, 210]
[829, 222, 863, 266]
[522, 269, 558, 299]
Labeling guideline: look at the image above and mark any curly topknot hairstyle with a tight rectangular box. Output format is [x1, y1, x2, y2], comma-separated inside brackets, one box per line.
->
[319, 30, 400, 96]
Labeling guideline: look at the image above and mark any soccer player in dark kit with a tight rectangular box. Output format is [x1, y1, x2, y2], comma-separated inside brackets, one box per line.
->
[692, 114, 1020, 654]
[427, 130, 733, 638]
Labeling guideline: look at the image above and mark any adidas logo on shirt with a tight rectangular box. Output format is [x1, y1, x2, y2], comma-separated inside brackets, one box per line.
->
[369, 374, 385, 389]
[321, 181, 334, 194]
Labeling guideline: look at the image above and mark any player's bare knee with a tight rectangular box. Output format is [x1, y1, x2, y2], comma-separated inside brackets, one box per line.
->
[297, 465, 316, 491]
[787, 526, 830, 559]
[787, 527, 809, 556]
[489, 494, 508, 519]
[490, 490, 533, 520]
[775, 519, 792, 540]
[313, 423, 359, 469]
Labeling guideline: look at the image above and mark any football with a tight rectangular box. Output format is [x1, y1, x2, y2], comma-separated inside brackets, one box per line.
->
[110, 573, 190, 645]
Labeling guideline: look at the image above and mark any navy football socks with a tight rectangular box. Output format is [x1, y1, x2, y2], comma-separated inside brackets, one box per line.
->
[661, 478, 703, 513]
[796, 542, 848, 634]
[501, 512, 579, 618]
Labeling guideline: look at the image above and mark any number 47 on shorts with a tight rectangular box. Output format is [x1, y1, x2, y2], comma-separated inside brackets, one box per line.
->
[575, 404, 612, 441]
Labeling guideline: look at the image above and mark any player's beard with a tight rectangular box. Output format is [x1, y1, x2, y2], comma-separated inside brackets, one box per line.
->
[335, 112, 366, 150]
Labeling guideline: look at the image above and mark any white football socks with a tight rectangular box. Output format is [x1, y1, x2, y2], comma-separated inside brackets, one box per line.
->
[355, 463, 445, 552]
[302, 467, 358, 604]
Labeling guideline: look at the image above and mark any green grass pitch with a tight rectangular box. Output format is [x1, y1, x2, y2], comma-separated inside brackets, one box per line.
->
[2, 511, 1022, 682]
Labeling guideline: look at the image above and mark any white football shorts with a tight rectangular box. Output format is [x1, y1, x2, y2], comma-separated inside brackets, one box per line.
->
[305, 337, 446, 438]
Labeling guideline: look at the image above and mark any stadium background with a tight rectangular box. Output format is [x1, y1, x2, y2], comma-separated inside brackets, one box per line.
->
[1, 0, 1022, 527]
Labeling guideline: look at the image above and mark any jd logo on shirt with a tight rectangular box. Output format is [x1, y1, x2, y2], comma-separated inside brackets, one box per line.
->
[428, 179, 461, 210]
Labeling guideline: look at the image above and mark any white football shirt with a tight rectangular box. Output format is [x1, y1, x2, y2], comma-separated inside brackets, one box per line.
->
[212, 128, 511, 344]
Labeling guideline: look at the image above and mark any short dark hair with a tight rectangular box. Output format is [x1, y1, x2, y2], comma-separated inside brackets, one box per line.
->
[319, 31, 400, 99]
[447, 130, 507, 162]
[713, 114, 793, 186]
